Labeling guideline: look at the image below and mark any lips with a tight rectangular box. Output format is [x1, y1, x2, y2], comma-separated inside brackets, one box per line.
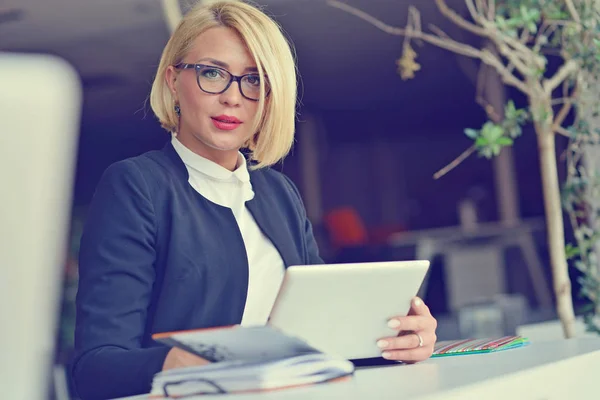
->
[211, 115, 242, 131]
[213, 115, 241, 123]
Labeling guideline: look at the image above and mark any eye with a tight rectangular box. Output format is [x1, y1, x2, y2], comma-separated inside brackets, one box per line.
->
[200, 68, 226, 80]
[245, 75, 261, 87]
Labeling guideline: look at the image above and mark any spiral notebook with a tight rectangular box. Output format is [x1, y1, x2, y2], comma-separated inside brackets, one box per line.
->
[432, 336, 530, 357]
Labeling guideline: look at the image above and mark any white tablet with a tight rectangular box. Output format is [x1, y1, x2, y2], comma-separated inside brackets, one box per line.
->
[268, 260, 430, 360]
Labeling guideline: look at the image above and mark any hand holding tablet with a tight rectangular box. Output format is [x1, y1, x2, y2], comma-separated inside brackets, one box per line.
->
[268, 260, 437, 362]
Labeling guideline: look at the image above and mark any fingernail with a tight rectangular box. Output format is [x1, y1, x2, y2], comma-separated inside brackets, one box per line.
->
[377, 339, 389, 349]
[388, 319, 401, 329]
[381, 351, 392, 359]
[413, 297, 423, 307]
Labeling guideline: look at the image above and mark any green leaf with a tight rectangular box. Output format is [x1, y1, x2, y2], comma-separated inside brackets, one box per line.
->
[464, 128, 479, 139]
[481, 123, 503, 141]
[566, 243, 581, 259]
[496, 137, 514, 146]
[480, 147, 493, 159]
[507, 126, 523, 138]
[574, 260, 588, 273]
[505, 100, 517, 116]
[520, 5, 527, 17]
[528, 22, 537, 33]
[475, 136, 488, 147]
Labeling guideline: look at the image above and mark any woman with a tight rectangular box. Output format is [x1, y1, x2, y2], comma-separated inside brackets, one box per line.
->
[72, 1, 437, 399]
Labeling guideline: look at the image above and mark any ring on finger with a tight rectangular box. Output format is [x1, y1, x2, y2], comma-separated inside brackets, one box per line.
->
[414, 332, 424, 348]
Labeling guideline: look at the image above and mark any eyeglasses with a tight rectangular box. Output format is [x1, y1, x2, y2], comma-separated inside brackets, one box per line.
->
[174, 63, 270, 101]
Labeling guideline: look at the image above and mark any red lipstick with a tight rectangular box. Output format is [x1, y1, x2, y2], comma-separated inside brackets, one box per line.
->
[211, 115, 242, 131]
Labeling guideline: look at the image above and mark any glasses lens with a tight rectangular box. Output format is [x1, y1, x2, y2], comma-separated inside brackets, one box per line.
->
[196, 66, 230, 94]
[241, 74, 269, 100]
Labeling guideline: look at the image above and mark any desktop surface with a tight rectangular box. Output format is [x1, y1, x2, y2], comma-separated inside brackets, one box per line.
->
[119, 338, 600, 399]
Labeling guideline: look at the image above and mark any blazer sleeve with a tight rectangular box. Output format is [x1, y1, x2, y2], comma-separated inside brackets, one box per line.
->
[72, 160, 170, 400]
[282, 175, 324, 265]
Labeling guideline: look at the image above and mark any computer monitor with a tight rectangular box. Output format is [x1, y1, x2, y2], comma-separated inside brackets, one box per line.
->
[0, 53, 81, 399]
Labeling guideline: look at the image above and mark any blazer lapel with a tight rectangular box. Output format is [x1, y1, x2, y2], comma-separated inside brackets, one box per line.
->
[246, 172, 298, 269]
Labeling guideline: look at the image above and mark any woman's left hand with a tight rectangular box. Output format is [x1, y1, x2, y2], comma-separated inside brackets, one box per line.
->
[376, 297, 437, 363]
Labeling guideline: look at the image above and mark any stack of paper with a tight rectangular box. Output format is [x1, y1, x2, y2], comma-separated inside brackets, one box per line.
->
[432, 336, 530, 357]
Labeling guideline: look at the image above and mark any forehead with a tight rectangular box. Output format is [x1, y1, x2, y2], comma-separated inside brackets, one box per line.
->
[187, 27, 256, 70]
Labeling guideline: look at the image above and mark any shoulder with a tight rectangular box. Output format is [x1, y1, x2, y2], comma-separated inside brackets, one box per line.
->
[98, 148, 178, 195]
[251, 166, 298, 193]
[251, 166, 305, 213]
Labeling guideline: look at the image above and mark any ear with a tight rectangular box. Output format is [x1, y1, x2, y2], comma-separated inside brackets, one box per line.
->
[165, 65, 179, 103]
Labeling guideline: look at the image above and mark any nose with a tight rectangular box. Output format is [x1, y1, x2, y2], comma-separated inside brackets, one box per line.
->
[219, 80, 243, 107]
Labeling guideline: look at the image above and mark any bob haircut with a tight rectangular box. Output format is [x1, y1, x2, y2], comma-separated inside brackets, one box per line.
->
[150, 0, 298, 168]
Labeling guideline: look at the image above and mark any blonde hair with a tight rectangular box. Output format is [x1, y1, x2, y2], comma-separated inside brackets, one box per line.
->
[150, 0, 298, 168]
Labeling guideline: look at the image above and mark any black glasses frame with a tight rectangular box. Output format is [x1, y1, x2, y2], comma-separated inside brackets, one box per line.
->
[163, 377, 227, 397]
[174, 63, 269, 101]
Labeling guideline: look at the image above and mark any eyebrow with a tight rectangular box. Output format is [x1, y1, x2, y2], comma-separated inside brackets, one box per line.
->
[196, 58, 258, 73]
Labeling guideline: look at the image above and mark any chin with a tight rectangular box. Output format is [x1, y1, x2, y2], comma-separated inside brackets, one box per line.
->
[202, 137, 246, 152]
[207, 130, 253, 151]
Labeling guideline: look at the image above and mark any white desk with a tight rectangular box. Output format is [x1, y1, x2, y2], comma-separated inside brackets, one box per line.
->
[121, 338, 600, 399]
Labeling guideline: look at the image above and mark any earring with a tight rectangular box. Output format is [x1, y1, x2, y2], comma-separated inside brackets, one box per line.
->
[174, 104, 181, 116]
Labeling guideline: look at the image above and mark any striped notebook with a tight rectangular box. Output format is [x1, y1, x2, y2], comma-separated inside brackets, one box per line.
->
[431, 336, 530, 357]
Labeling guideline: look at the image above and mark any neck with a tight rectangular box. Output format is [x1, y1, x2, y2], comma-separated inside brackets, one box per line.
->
[176, 132, 239, 171]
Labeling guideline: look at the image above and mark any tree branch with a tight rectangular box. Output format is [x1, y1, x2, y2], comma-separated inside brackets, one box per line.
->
[327, 0, 408, 36]
[428, 23, 450, 40]
[465, 0, 485, 24]
[533, 22, 557, 53]
[433, 144, 477, 179]
[327, 0, 532, 95]
[551, 97, 575, 106]
[565, 0, 581, 24]
[488, 0, 495, 21]
[494, 42, 531, 76]
[480, 49, 531, 94]
[544, 59, 578, 94]
[434, 0, 489, 36]
[553, 80, 577, 131]
[554, 126, 572, 138]
[475, 16, 544, 74]
[439, 0, 539, 77]
[520, 28, 531, 46]
[475, 0, 486, 16]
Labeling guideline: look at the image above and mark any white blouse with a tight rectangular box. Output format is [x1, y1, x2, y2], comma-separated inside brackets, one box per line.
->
[171, 136, 285, 326]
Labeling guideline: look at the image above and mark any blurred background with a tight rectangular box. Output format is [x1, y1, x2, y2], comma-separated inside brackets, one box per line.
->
[1, 0, 588, 398]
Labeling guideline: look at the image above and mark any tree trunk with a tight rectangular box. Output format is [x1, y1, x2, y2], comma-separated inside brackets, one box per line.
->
[535, 123, 577, 338]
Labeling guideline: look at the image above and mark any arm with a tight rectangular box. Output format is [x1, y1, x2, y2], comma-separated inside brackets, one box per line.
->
[72, 160, 169, 400]
[282, 175, 323, 265]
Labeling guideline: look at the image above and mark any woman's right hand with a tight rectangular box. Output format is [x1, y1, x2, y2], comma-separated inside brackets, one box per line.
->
[162, 347, 211, 371]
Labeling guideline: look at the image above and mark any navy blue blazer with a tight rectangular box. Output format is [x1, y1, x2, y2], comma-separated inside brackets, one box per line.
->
[72, 142, 323, 399]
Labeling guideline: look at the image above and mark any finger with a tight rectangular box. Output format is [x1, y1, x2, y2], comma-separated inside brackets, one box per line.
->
[377, 332, 437, 351]
[179, 349, 211, 366]
[409, 297, 432, 316]
[381, 346, 433, 362]
[387, 315, 433, 332]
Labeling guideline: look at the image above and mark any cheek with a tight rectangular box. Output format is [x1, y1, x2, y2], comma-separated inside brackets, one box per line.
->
[245, 102, 260, 120]
[178, 81, 206, 114]
[181, 88, 202, 111]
